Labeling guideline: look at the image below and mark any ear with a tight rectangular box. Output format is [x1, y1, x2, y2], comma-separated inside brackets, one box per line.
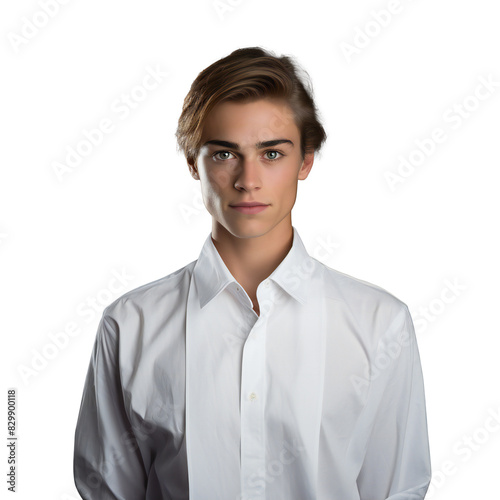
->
[298, 152, 314, 180]
[187, 157, 200, 180]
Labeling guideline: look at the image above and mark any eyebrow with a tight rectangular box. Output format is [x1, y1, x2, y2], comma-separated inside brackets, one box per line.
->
[202, 139, 294, 149]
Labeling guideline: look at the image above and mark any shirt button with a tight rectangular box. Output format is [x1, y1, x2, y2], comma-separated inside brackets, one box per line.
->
[264, 280, 270, 288]
[249, 392, 257, 401]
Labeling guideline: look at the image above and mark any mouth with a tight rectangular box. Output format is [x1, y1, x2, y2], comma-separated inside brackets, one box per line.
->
[229, 203, 269, 214]
[229, 201, 269, 207]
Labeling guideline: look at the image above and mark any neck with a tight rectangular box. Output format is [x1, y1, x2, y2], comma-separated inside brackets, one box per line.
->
[210, 217, 294, 297]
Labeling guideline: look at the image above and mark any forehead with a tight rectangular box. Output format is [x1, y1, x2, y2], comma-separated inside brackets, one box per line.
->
[200, 98, 299, 145]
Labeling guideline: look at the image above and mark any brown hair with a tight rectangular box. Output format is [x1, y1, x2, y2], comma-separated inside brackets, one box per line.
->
[175, 46, 327, 166]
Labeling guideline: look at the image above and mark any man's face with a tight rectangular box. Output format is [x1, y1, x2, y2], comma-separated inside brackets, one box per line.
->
[188, 98, 314, 239]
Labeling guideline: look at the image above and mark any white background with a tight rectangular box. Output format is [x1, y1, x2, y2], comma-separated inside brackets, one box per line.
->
[1, 0, 499, 498]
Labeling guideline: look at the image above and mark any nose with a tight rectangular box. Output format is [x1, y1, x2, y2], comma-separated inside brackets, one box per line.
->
[234, 156, 262, 192]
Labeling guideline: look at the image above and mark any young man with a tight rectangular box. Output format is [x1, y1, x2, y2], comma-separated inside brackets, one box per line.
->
[74, 47, 432, 499]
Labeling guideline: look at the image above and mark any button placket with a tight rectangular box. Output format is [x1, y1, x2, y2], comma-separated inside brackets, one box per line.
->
[240, 313, 267, 499]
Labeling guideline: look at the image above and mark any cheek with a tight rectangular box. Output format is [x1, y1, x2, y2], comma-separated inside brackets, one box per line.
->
[199, 178, 226, 215]
[202, 166, 234, 192]
[272, 170, 299, 199]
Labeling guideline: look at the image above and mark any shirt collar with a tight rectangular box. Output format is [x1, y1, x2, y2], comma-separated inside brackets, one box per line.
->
[193, 225, 313, 309]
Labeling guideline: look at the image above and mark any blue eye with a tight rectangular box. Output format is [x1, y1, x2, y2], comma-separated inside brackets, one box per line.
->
[213, 151, 235, 161]
[264, 151, 283, 161]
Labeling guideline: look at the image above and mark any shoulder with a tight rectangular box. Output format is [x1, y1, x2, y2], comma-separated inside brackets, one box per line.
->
[101, 259, 196, 325]
[313, 258, 410, 335]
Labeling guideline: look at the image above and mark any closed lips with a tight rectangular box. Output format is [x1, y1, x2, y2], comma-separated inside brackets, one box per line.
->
[230, 202, 268, 206]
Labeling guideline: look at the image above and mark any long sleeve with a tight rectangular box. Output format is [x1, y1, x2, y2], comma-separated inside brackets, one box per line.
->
[356, 305, 432, 500]
[73, 311, 147, 499]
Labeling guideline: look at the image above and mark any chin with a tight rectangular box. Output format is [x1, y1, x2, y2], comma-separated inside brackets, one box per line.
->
[221, 220, 272, 239]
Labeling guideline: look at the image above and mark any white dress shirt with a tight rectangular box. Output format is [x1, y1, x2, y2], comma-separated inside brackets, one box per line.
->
[74, 226, 431, 500]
